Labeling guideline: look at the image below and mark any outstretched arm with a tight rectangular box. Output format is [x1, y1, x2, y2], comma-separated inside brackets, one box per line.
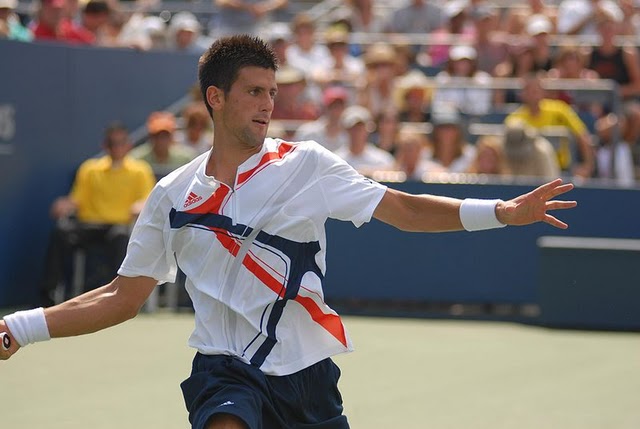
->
[0, 275, 157, 359]
[373, 179, 576, 232]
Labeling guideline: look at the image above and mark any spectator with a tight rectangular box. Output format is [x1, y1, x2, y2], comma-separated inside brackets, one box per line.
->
[557, 0, 622, 37]
[286, 13, 332, 80]
[547, 45, 600, 128]
[396, 71, 432, 123]
[426, 0, 475, 67]
[41, 123, 155, 305]
[80, 0, 110, 43]
[370, 108, 401, 153]
[130, 111, 198, 177]
[264, 22, 291, 66]
[588, 8, 640, 146]
[0, 0, 32, 41]
[338, 0, 386, 34]
[393, 127, 433, 180]
[493, 42, 537, 105]
[167, 11, 211, 54]
[116, 13, 167, 51]
[432, 45, 493, 115]
[385, 0, 445, 35]
[175, 102, 214, 155]
[466, 135, 509, 175]
[357, 42, 400, 117]
[527, 14, 555, 72]
[501, 0, 557, 35]
[294, 86, 350, 152]
[31, 0, 94, 44]
[594, 113, 636, 186]
[502, 120, 560, 178]
[471, 4, 508, 74]
[427, 106, 476, 173]
[271, 66, 319, 120]
[312, 25, 364, 87]
[505, 74, 595, 178]
[335, 105, 395, 174]
[212, 0, 288, 38]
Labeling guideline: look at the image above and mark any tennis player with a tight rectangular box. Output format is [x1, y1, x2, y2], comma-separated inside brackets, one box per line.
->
[0, 35, 576, 429]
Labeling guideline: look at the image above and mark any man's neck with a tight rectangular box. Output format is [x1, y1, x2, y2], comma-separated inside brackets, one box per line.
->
[206, 135, 263, 187]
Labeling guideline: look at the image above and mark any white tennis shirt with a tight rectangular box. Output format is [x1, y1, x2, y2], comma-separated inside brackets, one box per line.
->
[118, 138, 387, 375]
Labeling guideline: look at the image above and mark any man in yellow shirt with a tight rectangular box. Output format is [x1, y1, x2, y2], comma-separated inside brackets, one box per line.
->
[41, 123, 156, 305]
[505, 74, 595, 178]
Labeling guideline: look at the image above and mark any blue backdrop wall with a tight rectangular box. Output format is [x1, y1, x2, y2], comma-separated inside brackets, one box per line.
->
[0, 40, 200, 306]
[1, 41, 639, 312]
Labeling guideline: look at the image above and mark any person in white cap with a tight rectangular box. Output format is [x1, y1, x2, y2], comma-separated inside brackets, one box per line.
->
[501, 0, 557, 35]
[432, 44, 494, 115]
[335, 105, 395, 174]
[0, 0, 32, 41]
[0, 35, 577, 429]
[167, 11, 211, 54]
[526, 13, 555, 71]
[557, 0, 623, 37]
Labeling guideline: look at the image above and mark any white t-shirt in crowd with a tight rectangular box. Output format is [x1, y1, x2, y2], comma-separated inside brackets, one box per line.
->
[118, 138, 387, 375]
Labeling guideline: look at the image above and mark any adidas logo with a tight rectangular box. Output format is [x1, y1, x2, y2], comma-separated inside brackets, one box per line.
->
[183, 191, 203, 208]
[217, 401, 235, 407]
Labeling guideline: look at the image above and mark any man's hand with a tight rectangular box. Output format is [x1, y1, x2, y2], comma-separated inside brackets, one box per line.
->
[496, 179, 577, 229]
[0, 321, 20, 360]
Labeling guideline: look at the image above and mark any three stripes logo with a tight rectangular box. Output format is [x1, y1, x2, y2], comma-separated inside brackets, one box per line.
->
[183, 191, 203, 208]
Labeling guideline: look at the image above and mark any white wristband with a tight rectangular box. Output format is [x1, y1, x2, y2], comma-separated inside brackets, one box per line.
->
[459, 199, 507, 232]
[3, 307, 51, 347]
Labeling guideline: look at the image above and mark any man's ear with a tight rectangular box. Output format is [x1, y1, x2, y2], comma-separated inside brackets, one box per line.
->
[206, 86, 224, 111]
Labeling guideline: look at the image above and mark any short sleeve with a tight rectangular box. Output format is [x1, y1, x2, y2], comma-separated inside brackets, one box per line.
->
[313, 143, 387, 227]
[118, 184, 177, 284]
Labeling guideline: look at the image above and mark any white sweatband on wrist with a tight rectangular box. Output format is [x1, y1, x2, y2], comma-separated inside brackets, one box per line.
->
[459, 199, 507, 232]
[3, 307, 51, 347]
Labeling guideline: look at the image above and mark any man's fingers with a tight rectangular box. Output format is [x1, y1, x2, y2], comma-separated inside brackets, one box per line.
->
[547, 183, 575, 199]
[544, 214, 569, 229]
[546, 200, 578, 211]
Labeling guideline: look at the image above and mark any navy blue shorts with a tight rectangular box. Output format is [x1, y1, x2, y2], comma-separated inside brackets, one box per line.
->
[180, 353, 349, 429]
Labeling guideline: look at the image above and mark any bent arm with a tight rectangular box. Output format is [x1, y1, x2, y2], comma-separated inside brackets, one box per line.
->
[45, 275, 157, 338]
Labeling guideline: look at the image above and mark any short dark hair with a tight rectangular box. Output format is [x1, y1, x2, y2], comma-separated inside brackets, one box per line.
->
[103, 121, 128, 145]
[83, 0, 110, 15]
[198, 35, 278, 116]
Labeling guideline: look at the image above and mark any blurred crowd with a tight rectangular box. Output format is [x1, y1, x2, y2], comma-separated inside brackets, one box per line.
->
[4, 0, 640, 185]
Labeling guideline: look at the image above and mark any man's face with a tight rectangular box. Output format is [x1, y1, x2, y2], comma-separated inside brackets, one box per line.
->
[521, 78, 544, 106]
[150, 130, 173, 154]
[218, 66, 277, 149]
[347, 122, 368, 153]
[104, 129, 131, 161]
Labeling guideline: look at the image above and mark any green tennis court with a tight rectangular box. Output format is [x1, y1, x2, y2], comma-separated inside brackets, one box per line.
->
[2, 312, 639, 428]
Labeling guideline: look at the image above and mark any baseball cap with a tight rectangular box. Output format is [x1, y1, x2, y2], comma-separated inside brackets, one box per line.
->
[324, 26, 349, 45]
[0, 0, 17, 9]
[363, 43, 396, 67]
[264, 22, 291, 42]
[276, 66, 305, 85]
[323, 86, 349, 106]
[444, 0, 468, 19]
[147, 111, 177, 134]
[526, 14, 552, 36]
[341, 105, 373, 129]
[170, 11, 201, 33]
[431, 105, 462, 127]
[449, 45, 477, 61]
